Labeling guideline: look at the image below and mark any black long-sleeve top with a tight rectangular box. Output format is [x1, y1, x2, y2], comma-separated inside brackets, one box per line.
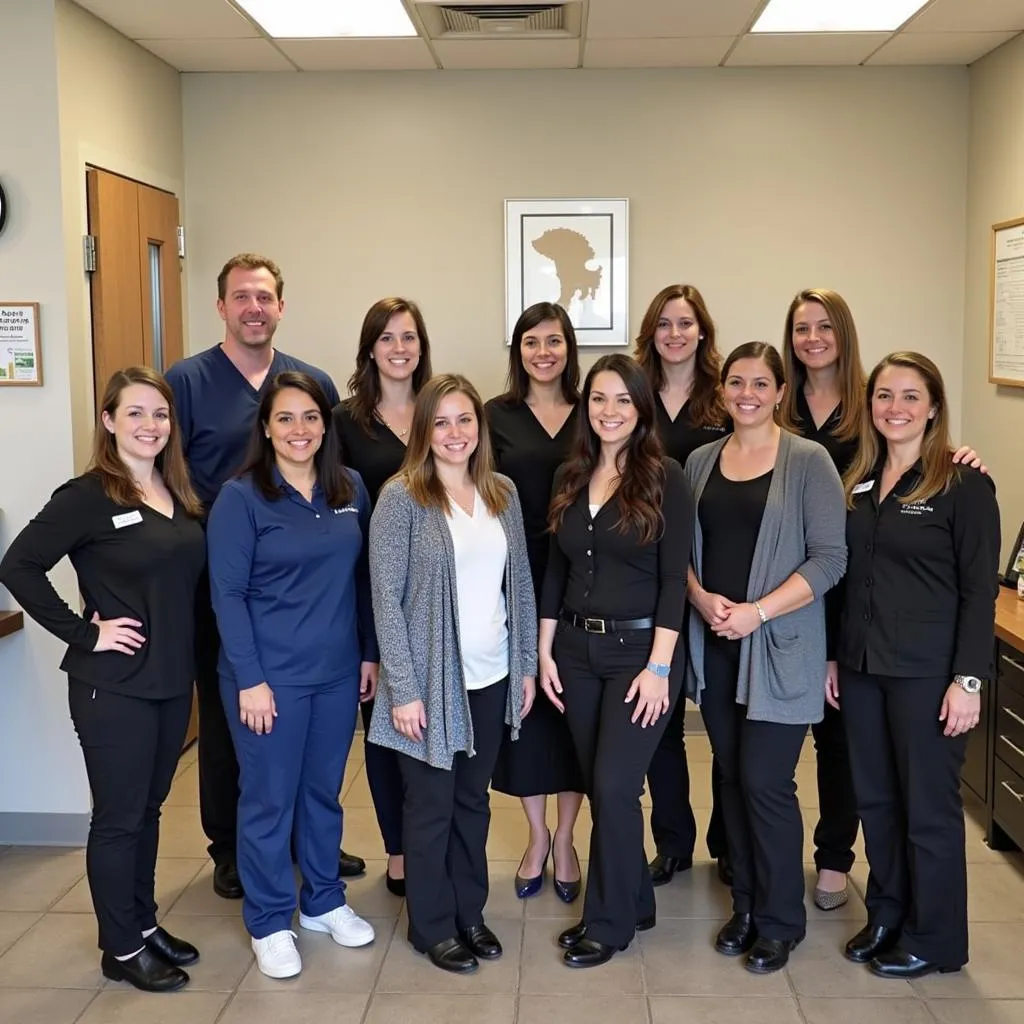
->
[539, 457, 694, 629]
[0, 472, 206, 698]
[332, 401, 407, 507]
[838, 462, 1000, 680]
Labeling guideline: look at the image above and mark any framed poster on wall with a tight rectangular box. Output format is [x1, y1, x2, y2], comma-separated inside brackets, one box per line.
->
[989, 216, 1024, 387]
[0, 302, 42, 386]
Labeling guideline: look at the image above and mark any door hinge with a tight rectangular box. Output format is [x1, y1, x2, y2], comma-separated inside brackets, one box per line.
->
[83, 234, 97, 273]
[176, 225, 185, 258]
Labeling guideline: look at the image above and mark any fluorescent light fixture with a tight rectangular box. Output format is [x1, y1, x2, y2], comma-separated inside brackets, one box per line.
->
[236, 0, 417, 38]
[752, 0, 929, 33]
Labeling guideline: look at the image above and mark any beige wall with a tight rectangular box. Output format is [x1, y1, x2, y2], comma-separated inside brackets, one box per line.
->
[182, 67, 970, 433]
[964, 34, 1024, 564]
[56, 0, 185, 471]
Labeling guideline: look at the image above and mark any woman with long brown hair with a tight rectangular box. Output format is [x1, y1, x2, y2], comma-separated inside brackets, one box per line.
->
[0, 367, 206, 993]
[368, 374, 537, 975]
[539, 353, 695, 968]
[634, 284, 730, 888]
[333, 296, 433, 898]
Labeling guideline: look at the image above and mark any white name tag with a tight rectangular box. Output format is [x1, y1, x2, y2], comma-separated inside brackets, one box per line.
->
[112, 510, 143, 529]
[852, 480, 874, 495]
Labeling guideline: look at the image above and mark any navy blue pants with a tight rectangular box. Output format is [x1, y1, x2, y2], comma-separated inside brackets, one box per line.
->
[221, 675, 360, 939]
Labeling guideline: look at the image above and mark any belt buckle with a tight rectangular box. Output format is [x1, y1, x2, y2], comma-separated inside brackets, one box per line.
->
[584, 617, 606, 634]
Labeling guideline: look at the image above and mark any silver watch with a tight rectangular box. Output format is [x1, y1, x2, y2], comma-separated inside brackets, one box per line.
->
[954, 675, 983, 694]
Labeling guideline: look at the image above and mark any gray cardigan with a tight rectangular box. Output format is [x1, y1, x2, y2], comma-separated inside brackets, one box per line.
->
[367, 476, 538, 769]
[684, 431, 847, 725]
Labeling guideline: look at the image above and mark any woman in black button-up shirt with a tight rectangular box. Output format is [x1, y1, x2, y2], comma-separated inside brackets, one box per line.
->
[836, 351, 1000, 980]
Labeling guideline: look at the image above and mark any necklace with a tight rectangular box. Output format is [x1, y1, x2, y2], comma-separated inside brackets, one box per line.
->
[445, 487, 475, 517]
[375, 408, 410, 439]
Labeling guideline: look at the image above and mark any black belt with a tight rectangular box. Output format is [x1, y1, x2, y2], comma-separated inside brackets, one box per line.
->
[561, 610, 655, 635]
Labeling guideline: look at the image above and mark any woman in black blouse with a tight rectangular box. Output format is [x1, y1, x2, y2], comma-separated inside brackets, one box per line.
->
[634, 284, 731, 888]
[539, 354, 695, 968]
[487, 303, 585, 904]
[0, 367, 206, 993]
[332, 297, 433, 897]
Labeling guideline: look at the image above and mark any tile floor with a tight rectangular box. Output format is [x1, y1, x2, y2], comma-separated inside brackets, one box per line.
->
[1, 734, 1023, 1023]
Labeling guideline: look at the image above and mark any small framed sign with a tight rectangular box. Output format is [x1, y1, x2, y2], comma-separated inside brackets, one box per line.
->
[0, 302, 42, 386]
[1004, 519, 1024, 588]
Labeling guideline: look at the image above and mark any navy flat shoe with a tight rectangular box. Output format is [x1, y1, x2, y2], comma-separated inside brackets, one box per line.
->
[515, 829, 550, 899]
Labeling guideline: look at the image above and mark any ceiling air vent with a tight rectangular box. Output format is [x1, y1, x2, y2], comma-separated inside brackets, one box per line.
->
[415, 2, 582, 39]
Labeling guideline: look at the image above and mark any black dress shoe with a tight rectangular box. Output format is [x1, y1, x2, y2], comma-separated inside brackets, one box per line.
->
[144, 926, 199, 967]
[558, 914, 655, 950]
[649, 854, 693, 887]
[714, 913, 755, 956]
[844, 924, 898, 964]
[101, 947, 189, 992]
[213, 861, 243, 900]
[339, 849, 366, 878]
[414, 937, 478, 974]
[563, 937, 624, 968]
[869, 948, 959, 979]
[745, 936, 802, 974]
[385, 872, 405, 898]
[716, 855, 734, 887]
[461, 923, 502, 960]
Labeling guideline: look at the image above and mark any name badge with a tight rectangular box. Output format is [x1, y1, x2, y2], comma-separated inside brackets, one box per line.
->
[852, 480, 874, 495]
[112, 510, 143, 529]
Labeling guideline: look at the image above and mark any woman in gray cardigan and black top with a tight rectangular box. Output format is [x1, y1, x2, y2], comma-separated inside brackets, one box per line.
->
[685, 342, 847, 975]
[368, 374, 538, 976]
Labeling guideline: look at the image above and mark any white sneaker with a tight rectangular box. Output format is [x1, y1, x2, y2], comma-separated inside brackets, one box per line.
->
[252, 930, 302, 979]
[299, 904, 375, 947]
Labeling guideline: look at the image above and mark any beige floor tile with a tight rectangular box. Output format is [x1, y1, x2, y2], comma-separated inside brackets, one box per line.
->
[969, 863, 1024, 922]
[640, 919, 790, 996]
[76, 989, 230, 1023]
[687, 735, 714, 763]
[0, 987, 97, 1024]
[53, 858, 205, 917]
[340, 808, 387, 861]
[928, 999, 1024, 1022]
[166, 863, 244, 917]
[520, 993, 647, 1024]
[164, 763, 199, 807]
[341, 765, 372, 808]
[485, 809, 530, 861]
[222, 990, 370, 1023]
[649, 995, 804, 1024]
[366, 992, 515, 1024]
[239, 917, 394, 993]
[176, 744, 198, 773]
[521, 873, 585, 921]
[0, 913, 103, 989]
[798, 997, 934, 1023]
[156, 912, 254, 992]
[478, 862, 527, 921]
[911, 924, 1024, 999]
[646, 862, 732, 920]
[0, 850, 86, 912]
[0, 913, 42, 957]
[340, 860, 403, 920]
[519, 918, 642, 995]
[156, 805, 210, 859]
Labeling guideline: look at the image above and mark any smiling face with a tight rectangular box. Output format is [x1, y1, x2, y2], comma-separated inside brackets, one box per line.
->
[101, 383, 171, 463]
[588, 370, 638, 447]
[520, 317, 568, 386]
[265, 386, 324, 471]
[217, 266, 283, 349]
[372, 310, 421, 385]
[430, 390, 479, 469]
[653, 297, 701, 368]
[871, 364, 936, 447]
[791, 300, 838, 372]
[722, 357, 785, 429]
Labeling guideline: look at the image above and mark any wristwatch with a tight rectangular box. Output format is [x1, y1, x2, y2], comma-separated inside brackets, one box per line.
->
[954, 675, 983, 694]
[647, 661, 671, 678]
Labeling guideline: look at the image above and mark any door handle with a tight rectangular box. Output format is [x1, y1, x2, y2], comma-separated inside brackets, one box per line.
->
[1000, 735, 1024, 760]
[1001, 780, 1024, 802]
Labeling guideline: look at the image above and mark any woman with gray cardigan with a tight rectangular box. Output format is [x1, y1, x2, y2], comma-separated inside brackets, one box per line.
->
[685, 342, 847, 975]
[368, 374, 538, 976]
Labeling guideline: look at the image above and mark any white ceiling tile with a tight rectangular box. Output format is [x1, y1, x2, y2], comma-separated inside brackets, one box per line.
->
[73, 0, 258, 40]
[907, 0, 1024, 34]
[867, 30, 1018, 64]
[583, 37, 733, 68]
[727, 32, 889, 66]
[586, 0, 764, 39]
[433, 39, 580, 70]
[136, 38, 295, 72]
[277, 38, 437, 71]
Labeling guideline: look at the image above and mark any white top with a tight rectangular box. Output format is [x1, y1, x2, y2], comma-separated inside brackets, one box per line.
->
[446, 490, 509, 690]
[589, 504, 601, 518]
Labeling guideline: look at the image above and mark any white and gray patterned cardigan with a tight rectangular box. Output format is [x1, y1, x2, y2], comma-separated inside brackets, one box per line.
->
[367, 476, 538, 770]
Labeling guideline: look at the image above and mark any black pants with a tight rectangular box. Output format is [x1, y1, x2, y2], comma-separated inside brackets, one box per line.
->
[398, 679, 508, 949]
[555, 623, 682, 948]
[195, 570, 240, 866]
[841, 668, 969, 968]
[699, 641, 807, 942]
[361, 699, 403, 856]
[810, 701, 859, 873]
[69, 679, 192, 957]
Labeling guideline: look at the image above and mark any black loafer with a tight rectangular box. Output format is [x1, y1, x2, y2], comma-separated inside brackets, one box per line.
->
[649, 854, 693, 887]
[461, 923, 502, 960]
[714, 913, 755, 956]
[716, 856, 734, 887]
[385, 872, 406, 898]
[563, 937, 624, 968]
[558, 914, 655, 950]
[213, 861, 243, 900]
[869, 948, 959, 979]
[101, 947, 190, 992]
[339, 849, 366, 878]
[415, 936, 478, 974]
[745, 936, 802, 974]
[144, 926, 199, 967]
[845, 924, 898, 964]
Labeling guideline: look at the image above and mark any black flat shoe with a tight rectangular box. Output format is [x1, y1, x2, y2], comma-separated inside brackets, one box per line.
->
[213, 861, 243, 900]
[144, 926, 199, 967]
[553, 846, 582, 904]
[563, 937, 625, 968]
[716, 855, 733, 887]
[385, 872, 406, 898]
[101, 947, 189, 992]
[745, 935, 802, 974]
[415, 937, 478, 974]
[649, 854, 693, 887]
[461, 923, 502, 960]
[845, 924, 899, 964]
[339, 849, 366, 878]
[558, 914, 655, 949]
[715, 913, 755, 956]
[869, 948, 959, 979]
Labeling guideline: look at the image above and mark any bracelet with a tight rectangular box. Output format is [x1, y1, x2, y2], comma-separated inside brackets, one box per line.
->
[753, 600, 768, 625]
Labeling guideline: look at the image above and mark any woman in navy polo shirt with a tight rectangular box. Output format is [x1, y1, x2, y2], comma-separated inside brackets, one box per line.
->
[207, 371, 378, 980]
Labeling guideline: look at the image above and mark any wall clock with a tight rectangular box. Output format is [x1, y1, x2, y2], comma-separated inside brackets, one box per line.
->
[0, 181, 7, 235]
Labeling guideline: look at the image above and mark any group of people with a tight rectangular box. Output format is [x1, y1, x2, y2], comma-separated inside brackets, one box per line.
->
[0, 253, 1001, 991]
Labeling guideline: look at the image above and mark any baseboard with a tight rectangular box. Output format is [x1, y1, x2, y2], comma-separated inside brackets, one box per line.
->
[0, 813, 89, 847]
[685, 708, 706, 735]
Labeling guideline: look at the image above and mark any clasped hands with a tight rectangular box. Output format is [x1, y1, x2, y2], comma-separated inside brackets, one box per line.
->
[694, 590, 762, 641]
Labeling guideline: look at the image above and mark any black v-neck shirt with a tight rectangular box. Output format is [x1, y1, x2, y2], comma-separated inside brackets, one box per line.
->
[654, 397, 731, 469]
[333, 401, 408, 507]
[792, 389, 858, 477]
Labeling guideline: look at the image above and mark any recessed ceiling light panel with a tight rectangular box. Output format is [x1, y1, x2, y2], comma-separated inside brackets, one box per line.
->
[236, 0, 418, 38]
[752, 0, 929, 34]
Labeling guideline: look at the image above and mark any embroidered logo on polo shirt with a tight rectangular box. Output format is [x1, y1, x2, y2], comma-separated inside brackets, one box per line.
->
[899, 500, 935, 516]
[332, 506, 358, 515]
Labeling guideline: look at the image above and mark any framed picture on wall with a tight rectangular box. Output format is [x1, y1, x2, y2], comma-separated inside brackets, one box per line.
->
[505, 198, 629, 347]
[0, 301, 42, 386]
[1004, 520, 1024, 587]
[989, 216, 1024, 387]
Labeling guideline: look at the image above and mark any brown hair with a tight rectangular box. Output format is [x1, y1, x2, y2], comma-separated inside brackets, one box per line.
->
[548, 354, 666, 545]
[397, 374, 510, 516]
[721, 341, 786, 388]
[843, 352, 956, 508]
[499, 302, 580, 405]
[91, 366, 202, 517]
[634, 284, 727, 428]
[779, 288, 866, 442]
[345, 297, 433, 434]
[217, 253, 284, 301]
